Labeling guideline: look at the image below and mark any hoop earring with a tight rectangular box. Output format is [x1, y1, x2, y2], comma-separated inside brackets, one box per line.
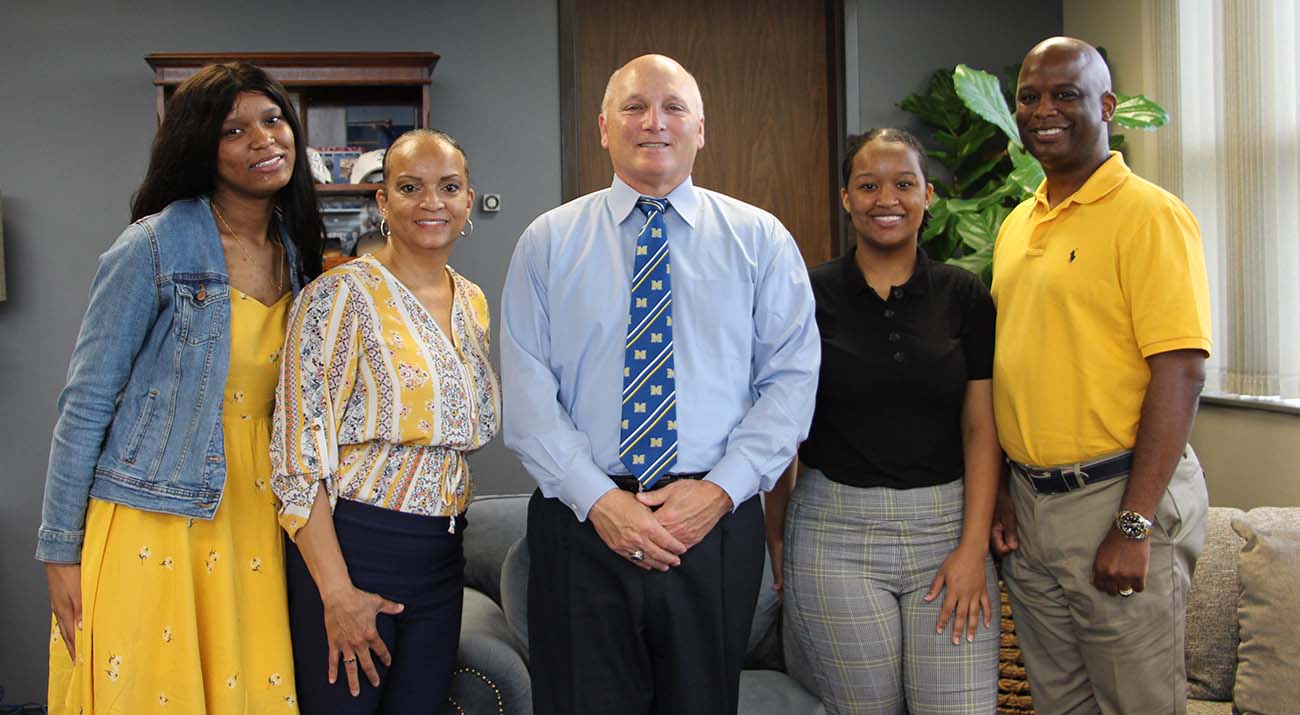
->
[380, 218, 391, 238]
[460, 218, 475, 238]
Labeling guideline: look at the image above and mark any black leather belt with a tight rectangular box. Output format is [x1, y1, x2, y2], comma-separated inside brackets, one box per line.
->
[1010, 452, 1133, 495]
[610, 472, 706, 493]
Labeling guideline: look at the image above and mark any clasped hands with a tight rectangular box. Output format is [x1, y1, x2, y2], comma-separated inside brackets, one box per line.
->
[589, 480, 733, 571]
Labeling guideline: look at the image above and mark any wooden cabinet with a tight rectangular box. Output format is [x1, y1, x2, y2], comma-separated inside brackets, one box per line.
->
[146, 52, 440, 265]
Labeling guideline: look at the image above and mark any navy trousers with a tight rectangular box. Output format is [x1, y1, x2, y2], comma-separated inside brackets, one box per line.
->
[287, 498, 465, 715]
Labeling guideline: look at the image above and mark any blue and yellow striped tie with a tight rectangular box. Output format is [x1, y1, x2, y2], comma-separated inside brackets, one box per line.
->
[620, 197, 678, 489]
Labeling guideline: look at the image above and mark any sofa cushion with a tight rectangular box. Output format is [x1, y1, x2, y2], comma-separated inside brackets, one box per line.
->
[500, 535, 530, 661]
[1231, 508, 1300, 715]
[1187, 699, 1233, 715]
[450, 588, 532, 714]
[1185, 506, 1245, 701]
[738, 669, 826, 714]
[463, 494, 531, 604]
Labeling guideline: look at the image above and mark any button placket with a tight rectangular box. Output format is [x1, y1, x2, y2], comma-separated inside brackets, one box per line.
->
[884, 290, 902, 361]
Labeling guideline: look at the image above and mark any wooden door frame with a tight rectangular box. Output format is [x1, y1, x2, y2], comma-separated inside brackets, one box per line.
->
[557, 0, 849, 258]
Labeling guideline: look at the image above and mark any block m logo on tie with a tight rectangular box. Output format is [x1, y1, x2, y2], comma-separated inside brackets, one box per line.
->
[619, 197, 679, 489]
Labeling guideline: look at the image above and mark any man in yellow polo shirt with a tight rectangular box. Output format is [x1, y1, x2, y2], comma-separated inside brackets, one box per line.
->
[990, 37, 1212, 715]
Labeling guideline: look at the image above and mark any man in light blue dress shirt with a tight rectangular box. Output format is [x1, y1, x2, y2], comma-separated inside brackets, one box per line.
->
[500, 54, 819, 715]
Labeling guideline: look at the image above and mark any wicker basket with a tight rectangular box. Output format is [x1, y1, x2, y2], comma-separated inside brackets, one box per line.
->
[997, 581, 1035, 715]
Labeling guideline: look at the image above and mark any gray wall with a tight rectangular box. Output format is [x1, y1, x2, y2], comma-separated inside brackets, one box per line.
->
[849, 0, 1064, 139]
[0, 0, 558, 701]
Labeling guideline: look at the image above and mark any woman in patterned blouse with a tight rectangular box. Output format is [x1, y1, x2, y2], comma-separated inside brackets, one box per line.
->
[271, 129, 500, 714]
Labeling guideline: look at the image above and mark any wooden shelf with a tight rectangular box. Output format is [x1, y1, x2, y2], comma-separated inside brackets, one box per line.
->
[316, 183, 381, 195]
[144, 52, 438, 128]
[145, 52, 439, 87]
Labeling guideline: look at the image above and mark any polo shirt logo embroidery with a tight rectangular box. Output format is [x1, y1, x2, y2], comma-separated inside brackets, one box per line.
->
[1069, 249, 1077, 263]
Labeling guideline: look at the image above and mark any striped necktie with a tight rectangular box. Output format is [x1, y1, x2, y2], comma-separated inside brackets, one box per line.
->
[619, 197, 678, 489]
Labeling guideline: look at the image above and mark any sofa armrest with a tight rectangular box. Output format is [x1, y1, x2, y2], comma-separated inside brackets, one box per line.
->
[448, 588, 532, 714]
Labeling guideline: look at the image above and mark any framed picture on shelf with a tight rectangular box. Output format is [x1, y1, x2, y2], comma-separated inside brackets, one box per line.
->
[315, 146, 363, 185]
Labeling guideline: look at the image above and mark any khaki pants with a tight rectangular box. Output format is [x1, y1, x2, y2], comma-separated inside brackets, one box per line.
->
[1003, 448, 1207, 715]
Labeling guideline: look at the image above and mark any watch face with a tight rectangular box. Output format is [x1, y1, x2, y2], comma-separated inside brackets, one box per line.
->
[1117, 511, 1151, 539]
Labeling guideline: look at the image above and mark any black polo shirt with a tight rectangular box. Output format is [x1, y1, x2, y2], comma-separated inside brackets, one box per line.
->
[799, 247, 995, 489]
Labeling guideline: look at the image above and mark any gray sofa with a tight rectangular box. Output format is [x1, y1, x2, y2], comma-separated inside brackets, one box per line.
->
[445, 493, 824, 714]
[1185, 506, 1300, 715]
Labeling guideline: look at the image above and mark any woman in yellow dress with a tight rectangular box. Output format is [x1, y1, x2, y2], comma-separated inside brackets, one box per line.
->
[38, 62, 323, 714]
[271, 129, 500, 713]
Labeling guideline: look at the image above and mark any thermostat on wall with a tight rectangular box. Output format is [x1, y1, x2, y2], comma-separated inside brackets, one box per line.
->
[481, 193, 501, 213]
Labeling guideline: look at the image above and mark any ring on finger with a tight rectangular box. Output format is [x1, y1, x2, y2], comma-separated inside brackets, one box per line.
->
[1118, 587, 1134, 597]
[343, 656, 358, 664]
[629, 549, 645, 562]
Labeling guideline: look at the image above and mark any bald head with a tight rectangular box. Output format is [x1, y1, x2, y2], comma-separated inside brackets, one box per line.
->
[1020, 37, 1112, 96]
[601, 54, 704, 117]
[1015, 36, 1117, 180]
[596, 53, 706, 197]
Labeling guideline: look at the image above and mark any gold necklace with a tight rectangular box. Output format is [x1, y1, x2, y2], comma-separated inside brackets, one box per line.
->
[211, 201, 285, 292]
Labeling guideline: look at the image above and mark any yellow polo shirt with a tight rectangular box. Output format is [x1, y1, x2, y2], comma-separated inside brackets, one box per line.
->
[991, 152, 1211, 467]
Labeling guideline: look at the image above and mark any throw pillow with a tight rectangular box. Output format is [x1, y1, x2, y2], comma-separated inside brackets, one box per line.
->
[1231, 508, 1300, 715]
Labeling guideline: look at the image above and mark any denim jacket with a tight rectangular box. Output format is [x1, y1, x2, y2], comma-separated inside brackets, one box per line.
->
[36, 196, 304, 563]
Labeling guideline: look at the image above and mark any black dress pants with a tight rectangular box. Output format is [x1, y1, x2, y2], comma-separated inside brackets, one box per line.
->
[527, 488, 765, 715]
[287, 499, 465, 715]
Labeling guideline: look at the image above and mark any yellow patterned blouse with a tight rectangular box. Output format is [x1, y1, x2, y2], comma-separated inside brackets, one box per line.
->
[271, 255, 500, 538]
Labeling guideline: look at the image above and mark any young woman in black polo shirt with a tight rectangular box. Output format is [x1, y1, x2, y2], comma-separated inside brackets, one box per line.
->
[766, 129, 1001, 714]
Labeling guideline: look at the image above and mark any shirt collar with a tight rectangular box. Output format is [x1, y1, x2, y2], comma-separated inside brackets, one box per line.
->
[608, 174, 700, 228]
[1031, 150, 1131, 213]
[841, 245, 931, 296]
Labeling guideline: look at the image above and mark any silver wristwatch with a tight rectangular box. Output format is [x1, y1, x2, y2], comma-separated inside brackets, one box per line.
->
[1115, 510, 1153, 540]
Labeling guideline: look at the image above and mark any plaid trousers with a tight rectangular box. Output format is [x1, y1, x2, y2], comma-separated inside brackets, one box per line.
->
[783, 467, 998, 715]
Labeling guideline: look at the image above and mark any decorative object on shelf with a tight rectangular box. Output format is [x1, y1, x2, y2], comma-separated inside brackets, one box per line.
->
[305, 147, 332, 184]
[898, 53, 1168, 283]
[316, 146, 364, 185]
[350, 149, 387, 185]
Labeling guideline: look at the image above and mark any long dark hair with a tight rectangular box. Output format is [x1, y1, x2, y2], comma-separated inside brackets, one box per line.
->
[130, 62, 323, 279]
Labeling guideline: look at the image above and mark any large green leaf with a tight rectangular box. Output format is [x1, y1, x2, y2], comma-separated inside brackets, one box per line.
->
[899, 70, 967, 133]
[949, 121, 1000, 160]
[1112, 93, 1169, 130]
[953, 64, 1021, 146]
[947, 240, 995, 285]
[955, 152, 1006, 194]
[1006, 143, 1044, 196]
[954, 205, 1000, 253]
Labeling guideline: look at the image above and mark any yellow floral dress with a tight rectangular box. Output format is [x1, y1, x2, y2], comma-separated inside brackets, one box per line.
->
[49, 289, 298, 714]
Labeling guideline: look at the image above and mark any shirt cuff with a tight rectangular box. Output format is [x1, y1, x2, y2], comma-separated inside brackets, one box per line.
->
[705, 453, 759, 512]
[276, 478, 326, 541]
[558, 463, 619, 522]
[35, 527, 84, 564]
